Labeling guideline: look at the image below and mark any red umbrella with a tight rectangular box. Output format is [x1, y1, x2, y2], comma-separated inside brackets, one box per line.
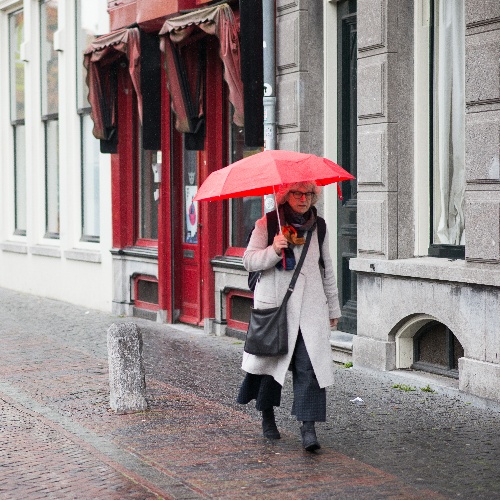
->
[193, 150, 354, 202]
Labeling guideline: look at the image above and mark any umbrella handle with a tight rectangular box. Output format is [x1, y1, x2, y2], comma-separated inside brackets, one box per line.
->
[337, 183, 343, 201]
[273, 186, 283, 234]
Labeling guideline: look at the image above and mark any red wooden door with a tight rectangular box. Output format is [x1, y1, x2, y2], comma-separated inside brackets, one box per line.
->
[167, 37, 224, 325]
[174, 142, 202, 324]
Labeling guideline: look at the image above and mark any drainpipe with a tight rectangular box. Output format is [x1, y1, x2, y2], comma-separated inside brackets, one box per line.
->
[263, 0, 276, 151]
[263, 0, 277, 212]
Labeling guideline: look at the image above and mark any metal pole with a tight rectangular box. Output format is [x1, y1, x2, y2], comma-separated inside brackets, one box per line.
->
[263, 0, 276, 151]
[263, 0, 277, 213]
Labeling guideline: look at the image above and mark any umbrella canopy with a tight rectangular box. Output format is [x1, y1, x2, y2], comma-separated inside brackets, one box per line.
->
[193, 150, 354, 202]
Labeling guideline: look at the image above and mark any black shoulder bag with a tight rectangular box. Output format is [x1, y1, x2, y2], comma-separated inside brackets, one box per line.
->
[244, 228, 313, 357]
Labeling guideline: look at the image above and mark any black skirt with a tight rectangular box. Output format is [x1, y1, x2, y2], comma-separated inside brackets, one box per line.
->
[236, 332, 326, 420]
[236, 373, 282, 411]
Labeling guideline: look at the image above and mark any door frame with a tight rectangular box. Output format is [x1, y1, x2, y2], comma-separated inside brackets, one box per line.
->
[336, 0, 358, 334]
[158, 37, 225, 325]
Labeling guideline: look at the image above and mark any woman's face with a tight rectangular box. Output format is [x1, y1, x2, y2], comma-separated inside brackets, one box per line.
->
[286, 188, 313, 214]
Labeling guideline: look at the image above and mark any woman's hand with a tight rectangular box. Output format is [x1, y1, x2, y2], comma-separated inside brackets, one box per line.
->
[330, 318, 339, 329]
[272, 233, 289, 255]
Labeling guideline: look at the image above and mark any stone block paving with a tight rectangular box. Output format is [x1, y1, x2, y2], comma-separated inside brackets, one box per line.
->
[0, 396, 157, 499]
[1, 288, 500, 499]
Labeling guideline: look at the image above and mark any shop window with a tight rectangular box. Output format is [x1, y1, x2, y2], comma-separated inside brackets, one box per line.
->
[183, 139, 197, 244]
[413, 321, 464, 378]
[136, 123, 159, 243]
[76, 0, 108, 242]
[428, 0, 465, 259]
[9, 8, 26, 236]
[227, 110, 262, 251]
[40, 0, 59, 238]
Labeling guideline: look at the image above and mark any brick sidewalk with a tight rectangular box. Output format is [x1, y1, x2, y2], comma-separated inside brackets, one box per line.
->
[1, 287, 499, 498]
[0, 394, 160, 499]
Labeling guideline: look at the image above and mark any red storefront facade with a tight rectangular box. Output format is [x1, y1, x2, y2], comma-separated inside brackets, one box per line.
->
[86, 0, 261, 326]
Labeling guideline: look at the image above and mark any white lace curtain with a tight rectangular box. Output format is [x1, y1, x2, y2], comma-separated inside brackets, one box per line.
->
[434, 0, 465, 245]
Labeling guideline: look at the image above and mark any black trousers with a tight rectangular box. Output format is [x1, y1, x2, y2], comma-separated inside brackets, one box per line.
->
[237, 331, 326, 422]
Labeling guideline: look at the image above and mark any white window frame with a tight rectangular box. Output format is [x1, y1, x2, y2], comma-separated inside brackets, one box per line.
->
[414, 0, 431, 256]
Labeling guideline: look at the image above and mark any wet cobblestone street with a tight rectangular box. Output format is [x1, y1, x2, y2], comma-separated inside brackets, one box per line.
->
[0, 287, 499, 499]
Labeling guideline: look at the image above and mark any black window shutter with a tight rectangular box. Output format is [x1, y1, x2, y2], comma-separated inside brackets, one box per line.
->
[239, 0, 264, 148]
[140, 30, 162, 151]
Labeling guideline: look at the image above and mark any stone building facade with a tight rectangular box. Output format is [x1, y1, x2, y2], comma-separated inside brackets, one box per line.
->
[351, 0, 500, 402]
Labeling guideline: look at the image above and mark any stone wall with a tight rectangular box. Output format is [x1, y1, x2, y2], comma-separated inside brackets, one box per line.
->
[464, 1, 500, 263]
[276, 0, 324, 156]
[356, 0, 414, 260]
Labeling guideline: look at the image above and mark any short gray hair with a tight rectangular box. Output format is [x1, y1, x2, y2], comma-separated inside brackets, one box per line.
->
[275, 182, 321, 206]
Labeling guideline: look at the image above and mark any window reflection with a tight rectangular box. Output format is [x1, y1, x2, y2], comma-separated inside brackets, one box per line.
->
[41, 0, 58, 117]
[229, 116, 262, 248]
[9, 9, 26, 235]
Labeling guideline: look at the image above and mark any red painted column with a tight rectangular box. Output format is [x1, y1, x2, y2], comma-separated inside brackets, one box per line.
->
[199, 40, 225, 322]
[157, 63, 173, 322]
[112, 69, 135, 249]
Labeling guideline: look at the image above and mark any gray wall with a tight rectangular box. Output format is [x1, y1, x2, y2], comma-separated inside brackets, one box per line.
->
[356, 0, 414, 260]
[464, 1, 500, 263]
[276, 0, 324, 157]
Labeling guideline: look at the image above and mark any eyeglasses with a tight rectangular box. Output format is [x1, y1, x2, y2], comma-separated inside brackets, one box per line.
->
[289, 191, 314, 200]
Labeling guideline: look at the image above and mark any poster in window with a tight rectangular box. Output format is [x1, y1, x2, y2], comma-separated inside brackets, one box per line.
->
[185, 185, 198, 243]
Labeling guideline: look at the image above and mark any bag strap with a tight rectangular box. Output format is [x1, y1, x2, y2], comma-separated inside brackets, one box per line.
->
[281, 227, 314, 304]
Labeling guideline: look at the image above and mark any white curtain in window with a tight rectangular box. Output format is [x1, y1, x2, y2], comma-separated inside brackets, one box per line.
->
[435, 0, 465, 245]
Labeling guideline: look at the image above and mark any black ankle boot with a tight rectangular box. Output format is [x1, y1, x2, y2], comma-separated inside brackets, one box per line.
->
[301, 421, 320, 451]
[262, 408, 281, 439]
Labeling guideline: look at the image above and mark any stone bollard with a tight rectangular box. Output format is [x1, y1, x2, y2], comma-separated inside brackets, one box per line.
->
[107, 322, 148, 413]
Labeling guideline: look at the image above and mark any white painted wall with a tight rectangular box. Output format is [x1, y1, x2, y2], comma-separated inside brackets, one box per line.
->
[0, 0, 113, 311]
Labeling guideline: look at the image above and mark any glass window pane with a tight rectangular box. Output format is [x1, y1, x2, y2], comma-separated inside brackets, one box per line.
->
[139, 149, 159, 241]
[41, 0, 58, 116]
[228, 118, 262, 247]
[45, 119, 59, 236]
[183, 142, 198, 244]
[81, 114, 100, 239]
[9, 9, 24, 122]
[14, 124, 27, 233]
[76, 0, 109, 110]
[431, 0, 465, 246]
[137, 125, 159, 241]
[231, 197, 263, 247]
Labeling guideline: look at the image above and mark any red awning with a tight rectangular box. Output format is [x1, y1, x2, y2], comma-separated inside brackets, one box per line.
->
[83, 28, 141, 141]
[159, 3, 244, 134]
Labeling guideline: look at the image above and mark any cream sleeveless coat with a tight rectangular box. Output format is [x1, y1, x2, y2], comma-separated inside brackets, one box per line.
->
[241, 214, 341, 389]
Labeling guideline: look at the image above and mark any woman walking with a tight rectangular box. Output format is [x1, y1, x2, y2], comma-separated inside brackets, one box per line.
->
[237, 181, 341, 451]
